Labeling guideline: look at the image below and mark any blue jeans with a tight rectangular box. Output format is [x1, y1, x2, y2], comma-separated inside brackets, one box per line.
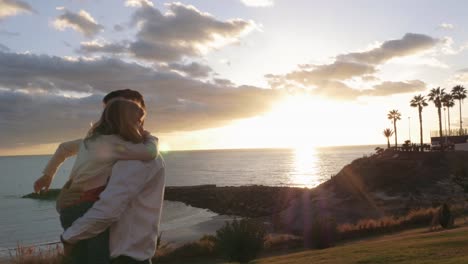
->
[60, 201, 110, 264]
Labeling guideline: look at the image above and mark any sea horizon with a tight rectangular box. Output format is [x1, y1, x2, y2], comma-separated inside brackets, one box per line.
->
[0, 143, 387, 158]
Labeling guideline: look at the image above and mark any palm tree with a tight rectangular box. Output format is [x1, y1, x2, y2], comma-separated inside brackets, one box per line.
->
[442, 93, 455, 135]
[428, 87, 446, 138]
[451, 85, 467, 134]
[387, 110, 401, 147]
[383, 128, 394, 149]
[410, 95, 428, 146]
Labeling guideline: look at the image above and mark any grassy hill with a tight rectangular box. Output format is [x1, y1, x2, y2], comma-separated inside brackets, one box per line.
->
[255, 225, 468, 264]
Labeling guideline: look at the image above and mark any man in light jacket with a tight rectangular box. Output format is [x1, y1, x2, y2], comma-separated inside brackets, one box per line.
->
[61, 156, 165, 264]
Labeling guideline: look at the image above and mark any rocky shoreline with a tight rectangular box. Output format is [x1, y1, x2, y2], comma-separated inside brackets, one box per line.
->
[23, 185, 308, 217]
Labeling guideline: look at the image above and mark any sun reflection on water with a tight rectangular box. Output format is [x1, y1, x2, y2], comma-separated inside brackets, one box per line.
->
[290, 147, 320, 188]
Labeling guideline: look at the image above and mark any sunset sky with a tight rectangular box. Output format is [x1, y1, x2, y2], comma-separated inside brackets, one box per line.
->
[2, 0, 468, 155]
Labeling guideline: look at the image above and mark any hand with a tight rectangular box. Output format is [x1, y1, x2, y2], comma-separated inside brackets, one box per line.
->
[141, 129, 151, 139]
[34, 174, 52, 193]
[56, 181, 83, 212]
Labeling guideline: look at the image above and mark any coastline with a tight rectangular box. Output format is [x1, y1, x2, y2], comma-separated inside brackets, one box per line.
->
[21, 150, 468, 242]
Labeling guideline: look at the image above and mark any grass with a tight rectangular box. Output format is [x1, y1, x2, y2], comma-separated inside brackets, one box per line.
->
[254, 225, 468, 264]
[11, 225, 468, 264]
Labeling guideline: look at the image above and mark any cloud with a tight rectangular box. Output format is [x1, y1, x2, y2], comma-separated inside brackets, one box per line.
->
[240, 0, 274, 7]
[165, 62, 214, 78]
[0, 51, 282, 148]
[0, 43, 9, 52]
[53, 9, 103, 38]
[438, 36, 468, 55]
[113, 24, 124, 32]
[79, 2, 256, 62]
[448, 69, 468, 85]
[0, 90, 102, 147]
[311, 80, 362, 100]
[212, 78, 235, 87]
[125, 0, 154, 7]
[361, 75, 379, 82]
[0, 29, 19, 36]
[78, 40, 128, 54]
[439, 23, 454, 30]
[0, 0, 34, 19]
[364, 80, 426, 96]
[337, 33, 439, 65]
[284, 61, 376, 85]
[265, 33, 439, 100]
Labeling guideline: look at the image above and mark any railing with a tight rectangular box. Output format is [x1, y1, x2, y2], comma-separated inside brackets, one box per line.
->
[430, 128, 468, 137]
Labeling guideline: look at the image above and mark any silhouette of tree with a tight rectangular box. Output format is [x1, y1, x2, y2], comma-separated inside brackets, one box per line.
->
[387, 110, 401, 147]
[383, 128, 394, 149]
[442, 94, 455, 135]
[451, 85, 467, 134]
[428, 87, 446, 138]
[410, 94, 428, 147]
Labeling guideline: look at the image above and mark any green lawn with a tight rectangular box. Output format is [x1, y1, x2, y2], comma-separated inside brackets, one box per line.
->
[254, 226, 468, 264]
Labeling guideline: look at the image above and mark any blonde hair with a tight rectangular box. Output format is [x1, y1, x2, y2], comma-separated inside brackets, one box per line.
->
[86, 99, 146, 144]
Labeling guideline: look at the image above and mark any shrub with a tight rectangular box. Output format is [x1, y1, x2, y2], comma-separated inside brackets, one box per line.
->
[215, 218, 266, 263]
[304, 217, 338, 249]
[439, 203, 454, 229]
[153, 235, 217, 262]
[264, 234, 303, 250]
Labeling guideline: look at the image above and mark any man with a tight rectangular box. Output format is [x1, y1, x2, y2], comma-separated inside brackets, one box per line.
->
[61, 156, 165, 264]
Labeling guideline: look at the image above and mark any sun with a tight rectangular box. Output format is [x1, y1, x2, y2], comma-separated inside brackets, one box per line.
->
[266, 94, 327, 149]
[158, 142, 171, 152]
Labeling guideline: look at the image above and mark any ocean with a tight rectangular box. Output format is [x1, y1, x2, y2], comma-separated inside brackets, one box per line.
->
[0, 145, 379, 255]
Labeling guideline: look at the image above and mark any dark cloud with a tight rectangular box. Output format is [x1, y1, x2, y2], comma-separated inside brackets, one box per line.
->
[78, 41, 128, 54]
[0, 90, 101, 147]
[113, 24, 124, 32]
[79, 2, 255, 62]
[284, 61, 376, 86]
[337, 33, 439, 65]
[0, 43, 9, 52]
[53, 9, 103, 38]
[165, 62, 213, 78]
[212, 78, 235, 87]
[312, 80, 362, 100]
[0, 51, 282, 147]
[265, 33, 439, 100]
[0, 0, 34, 19]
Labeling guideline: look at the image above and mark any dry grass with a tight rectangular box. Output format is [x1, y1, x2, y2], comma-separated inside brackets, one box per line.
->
[8, 243, 63, 264]
[338, 207, 443, 240]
